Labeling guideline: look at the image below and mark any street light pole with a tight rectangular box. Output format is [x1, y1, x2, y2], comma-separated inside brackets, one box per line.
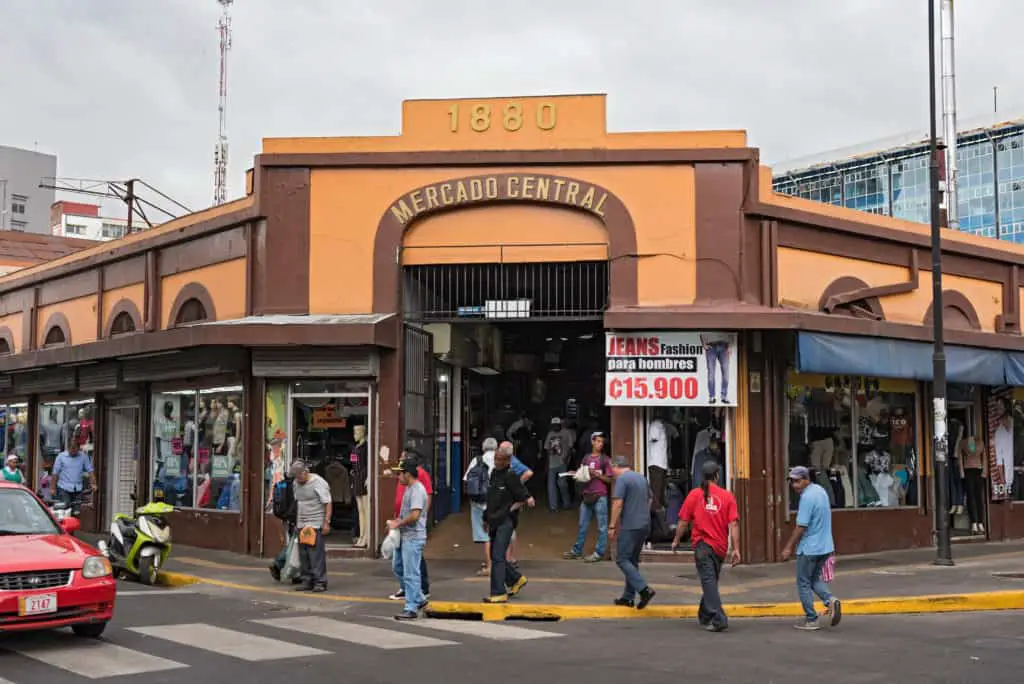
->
[929, 0, 954, 566]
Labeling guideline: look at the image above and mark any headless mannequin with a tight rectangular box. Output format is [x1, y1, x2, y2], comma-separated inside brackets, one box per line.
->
[352, 425, 370, 548]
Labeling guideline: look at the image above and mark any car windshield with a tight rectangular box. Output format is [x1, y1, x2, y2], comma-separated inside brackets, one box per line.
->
[0, 488, 61, 536]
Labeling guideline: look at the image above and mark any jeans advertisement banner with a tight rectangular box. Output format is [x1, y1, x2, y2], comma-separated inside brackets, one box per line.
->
[604, 331, 738, 407]
[987, 388, 1020, 501]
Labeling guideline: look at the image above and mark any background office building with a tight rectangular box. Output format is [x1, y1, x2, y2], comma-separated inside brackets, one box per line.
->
[772, 116, 1024, 243]
[0, 145, 57, 235]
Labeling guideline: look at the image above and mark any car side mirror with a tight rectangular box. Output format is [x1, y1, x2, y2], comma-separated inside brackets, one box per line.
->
[61, 517, 81, 534]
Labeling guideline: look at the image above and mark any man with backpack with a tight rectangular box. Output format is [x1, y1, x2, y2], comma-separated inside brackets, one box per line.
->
[268, 470, 299, 583]
[563, 431, 612, 562]
[464, 437, 497, 576]
[544, 417, 574, 512]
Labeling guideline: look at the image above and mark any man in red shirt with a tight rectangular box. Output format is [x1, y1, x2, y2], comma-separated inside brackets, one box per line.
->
[671, 461, 740, 632]
[389, 450, 433, 602]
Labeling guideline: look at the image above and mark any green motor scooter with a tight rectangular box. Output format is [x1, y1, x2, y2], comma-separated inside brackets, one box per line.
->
[97, 500, 174, 585]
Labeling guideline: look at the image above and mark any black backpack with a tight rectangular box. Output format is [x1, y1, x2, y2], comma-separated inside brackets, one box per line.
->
[272, 476, 296, 521]
[465, 459, 490, 503]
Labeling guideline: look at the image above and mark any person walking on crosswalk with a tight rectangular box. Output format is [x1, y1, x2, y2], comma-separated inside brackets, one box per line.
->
[483, 444, 529, 603]
[291, 460, 332, 593]
[388, 461, 430, 620]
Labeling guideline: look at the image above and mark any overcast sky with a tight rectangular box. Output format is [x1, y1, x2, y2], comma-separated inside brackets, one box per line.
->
[2, 0, 1022, 217]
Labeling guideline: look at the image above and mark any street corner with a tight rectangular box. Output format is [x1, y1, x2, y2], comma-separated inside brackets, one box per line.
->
[156, 570, 203, 588]
[424, 589, 1024, 622]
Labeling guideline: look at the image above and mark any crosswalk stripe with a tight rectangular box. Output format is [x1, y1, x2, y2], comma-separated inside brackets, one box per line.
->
[7, 639, 188, 679]
[394, 617, 565, 641]
[129, 623, 330, 661]
[252, 616, 457, 649]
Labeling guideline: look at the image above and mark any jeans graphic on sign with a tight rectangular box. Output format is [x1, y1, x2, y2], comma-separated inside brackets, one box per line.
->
[705, 343, 730, 402]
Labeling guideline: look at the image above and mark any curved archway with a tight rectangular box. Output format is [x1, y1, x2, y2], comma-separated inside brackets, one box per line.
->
[923, 289, 982, 331]
[818, 276, 885, 320]
[373, 172, 639, 313]
[103, 298, 143, 338]
[41, 312, 72, 348]
[0, 326, 14, 355]
[167, 283, 217, 327]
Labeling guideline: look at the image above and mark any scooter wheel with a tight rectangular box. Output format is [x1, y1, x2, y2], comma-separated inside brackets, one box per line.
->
[138, 556, 158, 586]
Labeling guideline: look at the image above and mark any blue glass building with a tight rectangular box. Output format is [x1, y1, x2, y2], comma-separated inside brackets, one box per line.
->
[772, 118, 1024, 242]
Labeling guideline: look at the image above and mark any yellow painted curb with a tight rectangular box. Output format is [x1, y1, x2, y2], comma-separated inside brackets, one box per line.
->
[426, 590, 1024, 622]
[156, 571, 202, 588]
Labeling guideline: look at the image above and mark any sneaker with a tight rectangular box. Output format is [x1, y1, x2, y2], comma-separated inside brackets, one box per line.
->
[794, 619, 821, 631]
[829, 599, 842, 627]
[268, 563, 281, 582]
[508, 576, 528, 597]
[417, 599, 429, 611]
[706, 623, 728, 632]
[613, 597, 635, 607]
[583, 553, 603, 563]
[562, 551, 583, 560]
[423, 592, 431, 600]
[395, 611, 418, 621]
[636, 587, 657, 610]
[483, 594, 509, 603]
[388, 589, 406, 601]
[294, 584, 313, 592]
[311, 585, 327, 593]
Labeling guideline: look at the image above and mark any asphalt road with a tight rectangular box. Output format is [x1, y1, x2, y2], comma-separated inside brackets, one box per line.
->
[0, 583, 1020, 683]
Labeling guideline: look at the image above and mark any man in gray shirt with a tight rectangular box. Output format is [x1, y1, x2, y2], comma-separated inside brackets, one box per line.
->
[543, 417, 574, 512]
[609, 455, 656, 610]
[291, 460, 332, 592]
[388, 461, 428, 620]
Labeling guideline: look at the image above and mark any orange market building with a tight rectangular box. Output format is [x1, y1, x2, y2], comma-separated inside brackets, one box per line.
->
[1, 94, 1023, 564]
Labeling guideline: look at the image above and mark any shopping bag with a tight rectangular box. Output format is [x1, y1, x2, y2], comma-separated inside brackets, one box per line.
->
[573, 465, 592, 484]
[298, 525, 317, 546]
[821, 555, 836, 583]
[282, 535, 301, 581]
[380, 528, 401, 560]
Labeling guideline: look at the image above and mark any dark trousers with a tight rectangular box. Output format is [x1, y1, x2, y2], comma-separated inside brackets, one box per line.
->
[56, 488, 83, 512]
[948, 457, 964, 507]
[964, 468, 986, 525]
[615, 527, 649, 601]
[647, 466, 667, 510]
[694, 541, 727, 628]
[489, 518, 522, 597]
[298, 528, 327, 588]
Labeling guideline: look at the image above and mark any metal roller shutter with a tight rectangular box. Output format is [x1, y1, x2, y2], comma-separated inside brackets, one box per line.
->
[251, 348, 378, 378]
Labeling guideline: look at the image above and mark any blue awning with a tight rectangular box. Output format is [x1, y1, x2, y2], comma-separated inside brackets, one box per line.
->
[796, 333, 1010, 386]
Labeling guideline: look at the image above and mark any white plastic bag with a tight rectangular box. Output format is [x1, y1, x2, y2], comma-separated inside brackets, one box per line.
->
[380, 528, 401, 560]
[573, 465, 592, 484]
[282, 535, 301, 581]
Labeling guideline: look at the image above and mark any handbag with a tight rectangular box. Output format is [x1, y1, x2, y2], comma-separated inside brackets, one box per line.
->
[298, 526, 318, 546]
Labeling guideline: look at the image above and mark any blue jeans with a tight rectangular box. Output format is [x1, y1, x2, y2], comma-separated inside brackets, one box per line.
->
[392, 537, 426, 614]
[796, 553, 833, 621]
[615, 528, 649, 601]
[705, 342, 730, 401]
[571, 496, 609, 557]
[547, 464, 571, 511]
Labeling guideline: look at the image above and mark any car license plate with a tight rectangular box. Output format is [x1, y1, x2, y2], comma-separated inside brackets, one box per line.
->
[18, 593, 57, 617]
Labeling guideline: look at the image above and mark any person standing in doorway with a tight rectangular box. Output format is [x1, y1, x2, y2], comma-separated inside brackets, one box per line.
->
[544, 417, 573, 512]
[609, 455, 656, 609]
[482, 446, 530, 603]
[782, 466, 842, 631]
[290, 460, 332, 593]
[50, 437, 96, 513]
[564, 432, 612, 562]
[388, 461, 429, 620]
[672, 461, 739, 632]
[700, 333, 732, 405]
[389, 451, 433, 602]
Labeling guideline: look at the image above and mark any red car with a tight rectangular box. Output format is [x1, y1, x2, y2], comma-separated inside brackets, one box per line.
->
[0, 481, 116, 637]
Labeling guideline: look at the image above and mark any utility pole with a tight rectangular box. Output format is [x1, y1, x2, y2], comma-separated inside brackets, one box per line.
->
[213, 0, 233, 205]
[125, 179, 135, 235]
[929, 0, 954, 567]
[940, 0, 959, 231]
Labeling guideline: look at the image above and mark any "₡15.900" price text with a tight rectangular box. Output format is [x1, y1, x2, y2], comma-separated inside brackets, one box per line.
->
[607, 376, 699, 401]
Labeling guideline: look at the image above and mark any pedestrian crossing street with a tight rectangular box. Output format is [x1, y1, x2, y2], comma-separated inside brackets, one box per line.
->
[0, 616, 566, 680]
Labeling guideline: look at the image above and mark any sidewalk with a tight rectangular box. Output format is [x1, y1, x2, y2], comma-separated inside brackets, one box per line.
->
[84, 531, 1024, 621]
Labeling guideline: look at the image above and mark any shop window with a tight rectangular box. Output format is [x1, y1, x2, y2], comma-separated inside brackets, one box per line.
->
[109, 311, 136, 336]
[174, 298, 208, 325]
[785, 373, 920, 511]
[150, 385, 244, 513]
[43, 326, 66, 347]
[988, 390, 1024, 503]
[36, 400, 96, 503]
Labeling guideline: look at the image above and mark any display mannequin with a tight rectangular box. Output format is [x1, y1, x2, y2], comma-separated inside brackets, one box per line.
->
[154, 401, 177, 478]
[351, 425, 369, 547]
[77, 408, 94, 454]
[61, 411, 79, 455]
[212, 399, 229, 455]
[41, 407, 62, 457]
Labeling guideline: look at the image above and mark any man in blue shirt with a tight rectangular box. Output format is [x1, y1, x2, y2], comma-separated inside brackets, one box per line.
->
[50, 438, 96, 513]
[782, 466, 841, 631]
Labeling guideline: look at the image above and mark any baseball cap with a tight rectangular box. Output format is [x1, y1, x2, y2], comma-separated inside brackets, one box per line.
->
[289, 460, 308, 476]
[610, 455, 630, 468]
[701, 460, 721, 478]
[398, 461, 419, 477]
[788, 466, 810, 481]
[591, 431, 605, 440]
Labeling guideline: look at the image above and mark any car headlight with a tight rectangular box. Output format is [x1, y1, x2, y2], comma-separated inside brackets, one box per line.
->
[82, 556, 112, 579]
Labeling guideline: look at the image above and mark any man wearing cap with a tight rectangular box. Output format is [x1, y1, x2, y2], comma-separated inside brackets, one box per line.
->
[782, 466, 841, 631]
[543, 417, 574, 512]
[388, 461, 429, 619]
[672, 460, 739, 632]
[389, 450, 433, 602]
[291, 460, 332, 593]
[609, 455, 656, 609]
[564, 431, 612, 562]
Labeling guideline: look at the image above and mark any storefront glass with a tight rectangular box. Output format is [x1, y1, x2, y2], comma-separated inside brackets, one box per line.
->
[988, 389, 1024, 502]
[36, 399, 96, 501]
[149, 385, 244, 512]
[785, 373, 920, 510]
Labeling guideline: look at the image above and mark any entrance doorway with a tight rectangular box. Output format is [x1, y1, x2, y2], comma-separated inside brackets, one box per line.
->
[104, 402, 139, 520]
[948, 401, 987, 538]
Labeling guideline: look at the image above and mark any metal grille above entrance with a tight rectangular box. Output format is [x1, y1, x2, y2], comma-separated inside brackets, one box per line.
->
[403, 260, 609, 322]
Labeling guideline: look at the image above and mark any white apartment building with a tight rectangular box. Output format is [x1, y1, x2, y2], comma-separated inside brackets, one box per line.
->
[0, 145, 57, 234]
[50, 201, 131, 241]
